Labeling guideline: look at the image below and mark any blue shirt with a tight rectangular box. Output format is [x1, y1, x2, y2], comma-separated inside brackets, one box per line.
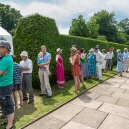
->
[37, 56, 44, 64]
[13, 63, 22, 84]
[123, 52, 129, 59]
[117, 53, 123, 62]
[38, 52, 51, 71]
[0, 55, 13, 86]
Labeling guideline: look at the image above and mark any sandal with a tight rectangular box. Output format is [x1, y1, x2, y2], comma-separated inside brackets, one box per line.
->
[1, 119, 15, 125]
[4, 126, 13, 129]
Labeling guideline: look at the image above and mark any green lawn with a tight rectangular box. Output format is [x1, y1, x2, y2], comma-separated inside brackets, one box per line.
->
[0, 69, 116, 129]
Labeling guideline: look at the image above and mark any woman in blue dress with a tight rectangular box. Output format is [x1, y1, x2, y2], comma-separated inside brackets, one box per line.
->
[87, 48, 96, 77]
[116, 49, 124, 76]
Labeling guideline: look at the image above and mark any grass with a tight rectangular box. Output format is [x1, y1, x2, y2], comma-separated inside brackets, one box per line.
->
[0, 69, 116, 129]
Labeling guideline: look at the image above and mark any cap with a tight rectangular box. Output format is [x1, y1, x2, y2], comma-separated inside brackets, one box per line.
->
[0, 41, 11, 51]
[94, 47, 98, 50]
[56, 48, 63, 53]
[20, 51, 28, 57]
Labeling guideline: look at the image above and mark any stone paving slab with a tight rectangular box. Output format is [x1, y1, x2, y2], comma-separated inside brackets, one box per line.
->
[107, 87, 126, 93]
[61, 121, 95, 129]
[111, 91, 129, 100]
[73, 108, 108, 128]
[99, 103, 129, 119]
[98, 83, 121, 88]
[89, 88, 114, 96]
[116, 98, 129, 108]
[120, 85, 129, 90]
[71, 97, 102, 109]
[125, 89, 129, 94]
[98, 114, 129, 129]
[49, 103, 85, 122]
[25, 115, 65, 129]
[81, 92, 101, 100]
[96, 95, 119, 104]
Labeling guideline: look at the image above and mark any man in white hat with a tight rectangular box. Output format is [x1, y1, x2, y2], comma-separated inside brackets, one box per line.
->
[0, 41, 14, 129]
[123, 48, 129, 72]
[20, 51, 34, 104]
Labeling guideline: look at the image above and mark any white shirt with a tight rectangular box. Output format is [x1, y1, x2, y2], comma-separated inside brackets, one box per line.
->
[106, 52, 113, 59]
[96, 52, 103, 63]
[20, 58, 33, 73]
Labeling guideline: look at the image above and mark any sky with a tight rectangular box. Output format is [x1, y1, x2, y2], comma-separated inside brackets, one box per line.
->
[1, 0, 129, 34]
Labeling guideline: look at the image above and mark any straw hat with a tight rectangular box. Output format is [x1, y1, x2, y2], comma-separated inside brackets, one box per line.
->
[56, 48, 63, 53]
[116, 49, 120, 53]
[89, 48, 94, 52]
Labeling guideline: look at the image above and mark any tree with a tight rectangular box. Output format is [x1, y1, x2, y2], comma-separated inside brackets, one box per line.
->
[69, 15, 89, 37]
[86, 18, 99, 39]
[117, 18, 129, 35]
[92, 10, 118, 42]
[0, 3, 22, 33]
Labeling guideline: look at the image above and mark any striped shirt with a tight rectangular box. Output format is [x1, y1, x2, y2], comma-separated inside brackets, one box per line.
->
[13, 63, 22, 84]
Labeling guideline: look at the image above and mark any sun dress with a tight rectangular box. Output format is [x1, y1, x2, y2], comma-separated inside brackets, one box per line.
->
[71, 55, 82, 76]
[56, 55, 65, 84]
[87, 53, 96, 75]
[116, 53, 124, 72]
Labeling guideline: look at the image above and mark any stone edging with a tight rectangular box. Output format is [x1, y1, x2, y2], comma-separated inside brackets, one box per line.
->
[21, 73, 117, 129]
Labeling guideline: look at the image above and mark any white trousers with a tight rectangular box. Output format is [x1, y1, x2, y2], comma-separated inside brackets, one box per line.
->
[123, 58, 129, 71]
[38, 70, 52, 96]
[96, 63, 102, 80]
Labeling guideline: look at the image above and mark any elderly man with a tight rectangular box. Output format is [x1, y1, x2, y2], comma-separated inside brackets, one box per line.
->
[123, 48, 129, 72]
[20, 51, 34, 104]
[106, 48, 114, 72]
[38, 46, 52, 98]
[0, 41, 14, 129]
[94, 47, 103, 81]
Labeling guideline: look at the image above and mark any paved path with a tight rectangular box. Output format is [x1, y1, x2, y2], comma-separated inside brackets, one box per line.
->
[24, 73, 129, 129]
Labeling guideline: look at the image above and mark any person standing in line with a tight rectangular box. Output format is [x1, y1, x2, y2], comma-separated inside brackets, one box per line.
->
[123, 48, 129, 72]
[105, 48, 114, 72]
[101, 49, 107, 73]
[56, 48, 65, 89]
[71, 45, 86, 89]
[110, 47, 114, 71]
[116, 49, 124, 76]
[38, 46, 52, 98]
[0, 41, 14, 129]
[69, 47, 82, 93]
[94, 47, 104, 81]
[20, 51, 34, 104]
[87, 48, 96, 78]
[12, 55, 23, 108]
[80, 48, 89, 80]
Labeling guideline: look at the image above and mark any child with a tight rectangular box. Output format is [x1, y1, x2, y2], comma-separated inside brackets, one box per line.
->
[12, 55, 23, 108]
[37, 52, 51, 75]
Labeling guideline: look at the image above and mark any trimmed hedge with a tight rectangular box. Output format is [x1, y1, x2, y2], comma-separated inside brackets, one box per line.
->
[13, 14, 129, 89]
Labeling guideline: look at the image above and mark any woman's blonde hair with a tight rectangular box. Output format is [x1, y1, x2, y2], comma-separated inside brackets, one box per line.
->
[71, 47, 77, 55]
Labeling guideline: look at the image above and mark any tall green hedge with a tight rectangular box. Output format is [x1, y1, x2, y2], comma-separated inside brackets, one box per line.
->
[13, 13, 129, 89]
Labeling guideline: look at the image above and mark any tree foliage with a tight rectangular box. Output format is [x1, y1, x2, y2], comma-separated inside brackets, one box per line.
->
[69, 15, 89, 37]
[92, 10, 118, 42]
[0, 3, 22, 33]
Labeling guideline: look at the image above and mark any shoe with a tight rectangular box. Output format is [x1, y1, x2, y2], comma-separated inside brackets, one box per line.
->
[1, 114, 7, 119]
[28, 100, 34, 104]
[4, 126, 13, 129]
[46, 95, 52, 98]
[23, 98, 28, 101]
[82, 85, 86, 89]
[39, 93, 46, 96]
[1, 119, 15, 125]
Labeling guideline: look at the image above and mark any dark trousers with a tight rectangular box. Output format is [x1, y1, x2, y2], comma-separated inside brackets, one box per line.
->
[22, 73, 34, 100]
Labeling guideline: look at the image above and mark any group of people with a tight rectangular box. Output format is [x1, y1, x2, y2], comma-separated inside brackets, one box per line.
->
[0, 40, 129, 129]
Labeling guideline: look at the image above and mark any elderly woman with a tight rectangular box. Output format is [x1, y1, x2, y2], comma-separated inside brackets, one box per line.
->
[56, 48, 65, 89]
[80, 48, 89, 79]
[123, 48, 129, 72]
[69, 47, 82, 93]
[87, 48, 96, 78]
[116, 49, 124, 76]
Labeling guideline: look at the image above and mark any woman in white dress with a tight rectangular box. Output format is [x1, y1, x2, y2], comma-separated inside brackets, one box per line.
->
[101, 49, 107, 73]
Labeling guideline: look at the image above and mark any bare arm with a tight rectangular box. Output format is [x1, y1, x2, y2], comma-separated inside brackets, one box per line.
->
[38, 60, 51, 68]
[56, 55, 61, 65]
[70, 55, 77, 65]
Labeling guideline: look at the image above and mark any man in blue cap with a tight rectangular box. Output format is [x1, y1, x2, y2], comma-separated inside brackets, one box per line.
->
[94, 47, 104, 81]
[0, 41, 14, 129]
